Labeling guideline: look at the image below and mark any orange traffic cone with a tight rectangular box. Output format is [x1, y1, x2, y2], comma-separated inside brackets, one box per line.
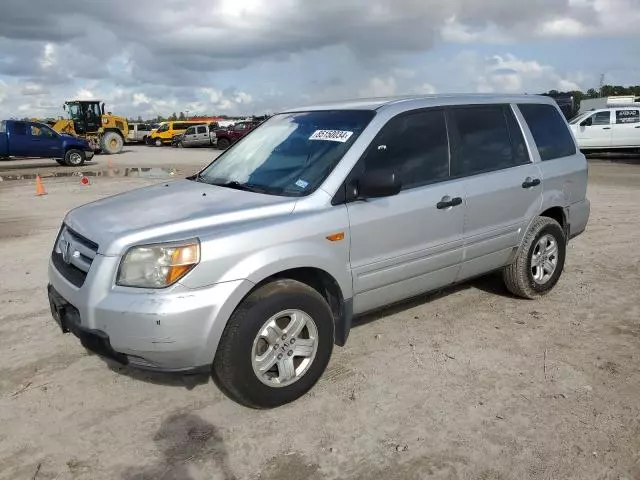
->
[35, 175, 47, 196]
[80, 176, 90, 186]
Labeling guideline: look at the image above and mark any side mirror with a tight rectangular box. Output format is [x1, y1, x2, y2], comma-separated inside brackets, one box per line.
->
[580, 118, 592, 127]
[358, 169, 402, 199]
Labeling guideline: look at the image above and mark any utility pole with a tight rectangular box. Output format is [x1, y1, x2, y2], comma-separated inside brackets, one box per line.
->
[185, 110, 189, 120]
[599, 73, 605, 97]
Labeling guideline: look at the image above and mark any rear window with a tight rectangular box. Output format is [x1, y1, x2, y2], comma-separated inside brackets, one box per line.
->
[518, 103, 577, 161]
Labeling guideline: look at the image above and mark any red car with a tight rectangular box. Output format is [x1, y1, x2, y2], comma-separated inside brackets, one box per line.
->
[214, 120, 262, 150]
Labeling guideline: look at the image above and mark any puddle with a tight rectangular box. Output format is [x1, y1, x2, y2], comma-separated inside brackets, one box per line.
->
[0, 167, 178, 182]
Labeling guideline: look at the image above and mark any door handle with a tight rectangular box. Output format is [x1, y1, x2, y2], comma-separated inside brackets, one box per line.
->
[635, 126, 640, 129]
[602, 127, 611, 130]
[522, 177, 541, 189]
[437, 196, 462, 210]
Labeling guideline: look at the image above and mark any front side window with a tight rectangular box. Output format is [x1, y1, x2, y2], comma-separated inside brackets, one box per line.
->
[362, 109, 450, 190]
[616, 109, 639, 124]
[449, 105, 529, 177]
[518, 103, 576, 161]
[185, 127, 195, 135]
[197, 110, 375, 197]
[156, 123, 169, 133]
[235, 123, 247, 131]
[67, 103, 81, 120]
[591, 111, 611, 125]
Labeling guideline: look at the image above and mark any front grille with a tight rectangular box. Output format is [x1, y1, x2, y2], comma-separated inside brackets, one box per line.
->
[51, 226, 99, 288]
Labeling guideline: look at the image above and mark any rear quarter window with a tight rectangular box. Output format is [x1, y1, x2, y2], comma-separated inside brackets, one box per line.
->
[518, 103, 577, 161]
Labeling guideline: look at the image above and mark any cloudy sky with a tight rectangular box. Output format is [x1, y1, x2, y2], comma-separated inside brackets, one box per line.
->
[0, 0, 638, 119]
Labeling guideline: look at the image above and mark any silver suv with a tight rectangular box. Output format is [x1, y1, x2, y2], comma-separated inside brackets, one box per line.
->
[48, 95, 590, 408]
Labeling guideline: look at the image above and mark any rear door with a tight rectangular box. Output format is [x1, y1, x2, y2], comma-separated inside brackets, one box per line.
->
[196, 125, 209, 145]
[573, 110, 613, 148]
[346, 108, 465, 314]
[611, 108, 640, 147]
[8, 121, 30, 157]
[447, 104, 542, 280]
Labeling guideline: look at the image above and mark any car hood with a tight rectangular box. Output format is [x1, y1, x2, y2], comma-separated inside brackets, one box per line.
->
[64, 179, 297, 255]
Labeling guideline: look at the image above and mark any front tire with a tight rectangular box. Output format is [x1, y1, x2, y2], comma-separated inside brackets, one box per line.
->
[154, 138, 163, 147]
[64, 149, 86, 166]
[101, 131, 124, 154]
[503, 217, 566, 299]
[213, 279, 334, 408]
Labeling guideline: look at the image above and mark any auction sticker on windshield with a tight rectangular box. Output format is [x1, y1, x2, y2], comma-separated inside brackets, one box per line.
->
[309, 130, 353, 143]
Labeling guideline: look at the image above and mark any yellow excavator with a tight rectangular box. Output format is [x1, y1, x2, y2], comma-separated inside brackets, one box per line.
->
[50, 100, 129, 154]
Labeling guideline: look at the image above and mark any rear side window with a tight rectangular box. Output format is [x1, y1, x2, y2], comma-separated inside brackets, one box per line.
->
[196, 126, 207, 134]
[10, 122, 27, 136]
[616, 109, 639, 124]
[518, 103, 577, 161]
[0, 121, 5, 133]
[449, 105, 529, 177]
[363, 109, 450, 190]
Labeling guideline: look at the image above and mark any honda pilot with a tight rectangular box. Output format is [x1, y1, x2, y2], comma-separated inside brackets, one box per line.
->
[48, 95, 590, 408]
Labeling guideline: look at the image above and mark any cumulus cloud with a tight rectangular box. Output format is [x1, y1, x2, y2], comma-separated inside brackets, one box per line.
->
[0, 0, 635, 117]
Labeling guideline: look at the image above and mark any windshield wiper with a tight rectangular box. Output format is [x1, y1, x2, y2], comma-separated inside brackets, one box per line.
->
[211, 181, 278, 194]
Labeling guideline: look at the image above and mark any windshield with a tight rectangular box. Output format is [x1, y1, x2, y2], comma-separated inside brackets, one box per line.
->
[197, 110, 375, 196]
[67, 103, 81, 120]
[156, 123, 169, 133]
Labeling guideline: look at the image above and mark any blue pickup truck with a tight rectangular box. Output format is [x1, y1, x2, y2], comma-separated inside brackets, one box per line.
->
[0, 120, 94, 166]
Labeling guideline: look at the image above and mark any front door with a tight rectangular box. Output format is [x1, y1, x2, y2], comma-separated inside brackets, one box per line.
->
[27, 123, 63, 158]
[182, 126, 197, 146]
[574, 110, 613, 148]
[446, 104, 543, 279]
[346, 108, 465, 315]
[611, 108, 640, 147]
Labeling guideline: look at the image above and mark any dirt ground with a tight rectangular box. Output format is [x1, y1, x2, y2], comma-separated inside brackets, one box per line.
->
[0, 149, 639, 480]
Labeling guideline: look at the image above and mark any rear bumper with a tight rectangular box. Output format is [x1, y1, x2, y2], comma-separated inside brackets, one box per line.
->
[567, 198, 590, 239]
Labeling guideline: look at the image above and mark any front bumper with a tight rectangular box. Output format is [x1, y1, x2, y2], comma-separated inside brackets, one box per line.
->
[48, 255, 254, 372]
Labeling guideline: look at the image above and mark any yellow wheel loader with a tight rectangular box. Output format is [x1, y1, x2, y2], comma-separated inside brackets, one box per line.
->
[51, 100, 129, 155]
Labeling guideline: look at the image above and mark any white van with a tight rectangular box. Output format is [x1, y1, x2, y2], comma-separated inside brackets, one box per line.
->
[570, 107, 640, 150]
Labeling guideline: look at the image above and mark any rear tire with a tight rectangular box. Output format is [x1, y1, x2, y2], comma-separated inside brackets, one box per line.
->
[503, 217, 566, 299]
[213, 279, 334, 408]
[101, 131, 123, 154]
[64, 149, 85, 166]
[217, 137, 230, 150]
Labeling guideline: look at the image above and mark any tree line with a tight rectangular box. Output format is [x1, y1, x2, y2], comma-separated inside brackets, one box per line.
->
[544, 85, 640, 101]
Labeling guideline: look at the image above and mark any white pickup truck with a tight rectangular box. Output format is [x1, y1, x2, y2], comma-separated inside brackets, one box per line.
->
[570, 107, 640, 151]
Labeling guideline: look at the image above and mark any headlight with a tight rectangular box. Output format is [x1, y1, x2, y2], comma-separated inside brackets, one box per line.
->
[117, 240, 200, 288]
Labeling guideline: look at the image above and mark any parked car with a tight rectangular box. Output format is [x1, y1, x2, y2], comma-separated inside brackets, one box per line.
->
[214, 120, 261, 149]
[569, 107, 640, 151]
[173, 123, 218, 148]
[147, 121, 205, 147]
[127, 123, 153, 144]
[0, 119, 94, 166]
[47, 95, 589, 408]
